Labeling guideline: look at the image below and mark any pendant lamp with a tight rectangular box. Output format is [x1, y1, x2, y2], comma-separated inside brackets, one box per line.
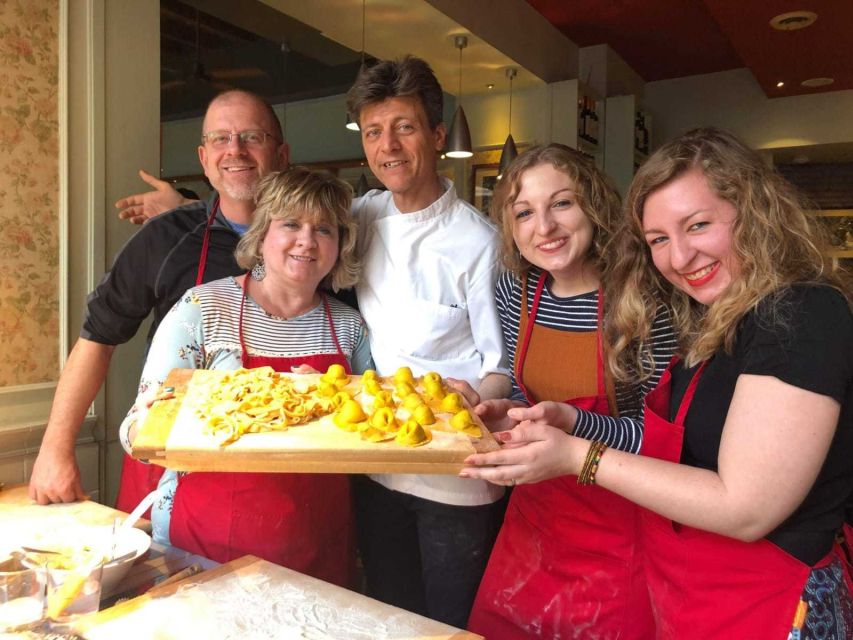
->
[446, 35, 473, 158]
[356, 172, 369, 197]
[498, 67, 518, 179]
[346, 0, 367, 131]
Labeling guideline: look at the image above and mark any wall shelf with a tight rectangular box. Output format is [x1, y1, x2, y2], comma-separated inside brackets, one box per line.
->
[808, 209, 853, 258]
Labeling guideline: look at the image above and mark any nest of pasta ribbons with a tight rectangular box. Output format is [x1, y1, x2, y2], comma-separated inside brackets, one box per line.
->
[193, 365, 481, 447]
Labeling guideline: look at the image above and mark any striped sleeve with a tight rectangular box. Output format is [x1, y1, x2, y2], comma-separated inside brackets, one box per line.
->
[573, 304, 677, 453]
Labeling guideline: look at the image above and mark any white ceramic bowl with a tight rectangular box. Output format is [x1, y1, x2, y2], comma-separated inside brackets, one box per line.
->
[99, 526, 152, 595]
[21, 525, 151, 597]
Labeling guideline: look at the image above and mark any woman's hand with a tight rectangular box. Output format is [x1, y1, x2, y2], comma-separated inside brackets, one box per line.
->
[507, 400, 579, 433]
[460, 422, 584, 486]
[474, 398, 528, 432]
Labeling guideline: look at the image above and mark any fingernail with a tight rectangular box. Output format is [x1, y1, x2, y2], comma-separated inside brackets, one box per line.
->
[458, 472, 470, 478]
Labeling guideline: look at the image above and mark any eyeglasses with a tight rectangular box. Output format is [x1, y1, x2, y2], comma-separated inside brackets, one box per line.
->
[201, 130, 280, 148]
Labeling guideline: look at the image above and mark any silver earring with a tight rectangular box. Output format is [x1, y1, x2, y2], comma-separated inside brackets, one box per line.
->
[250, 261, 266, 281]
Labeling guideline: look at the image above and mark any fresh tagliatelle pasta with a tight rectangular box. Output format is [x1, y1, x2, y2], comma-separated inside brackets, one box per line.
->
[194, 367, 329, 446]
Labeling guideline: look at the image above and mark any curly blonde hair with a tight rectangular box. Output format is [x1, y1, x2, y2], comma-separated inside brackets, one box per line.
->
[607, 127, 851, 379]
[490, 143, 623, 280]
[234, 167, 360, 291]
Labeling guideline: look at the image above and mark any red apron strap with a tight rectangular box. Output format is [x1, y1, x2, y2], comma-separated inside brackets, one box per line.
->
[239, 275, 251, 366]
[673, 360, 708, 426]
[594, 286, 606, 399]
[515, 271, 547, 405]
[195, 197, 220, 286]
[321, 293, 350, 374]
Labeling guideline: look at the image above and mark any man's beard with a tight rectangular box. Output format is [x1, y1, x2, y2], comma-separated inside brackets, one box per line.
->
[221, 181, 259, 201]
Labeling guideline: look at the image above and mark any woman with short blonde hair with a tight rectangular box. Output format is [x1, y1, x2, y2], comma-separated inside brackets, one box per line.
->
[235, 167, 360, 292]
[121, 165, 371, 590]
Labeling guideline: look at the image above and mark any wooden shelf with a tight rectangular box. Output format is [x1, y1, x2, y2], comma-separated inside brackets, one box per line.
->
[811, 209, 853, 218]
[827, 249, 853, 258]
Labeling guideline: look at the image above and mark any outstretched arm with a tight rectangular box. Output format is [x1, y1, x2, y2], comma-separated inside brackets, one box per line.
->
[464, 375, 840, 541]
[115, 169, 193, 225]
[29, 338, 116, 504]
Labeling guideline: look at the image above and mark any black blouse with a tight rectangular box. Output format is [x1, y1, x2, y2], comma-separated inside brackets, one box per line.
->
[669, 284, 853, 564]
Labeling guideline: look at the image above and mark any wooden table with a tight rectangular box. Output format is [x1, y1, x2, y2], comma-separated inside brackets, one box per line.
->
[80, 555, 483, 639]
[0, 483, 151, 536]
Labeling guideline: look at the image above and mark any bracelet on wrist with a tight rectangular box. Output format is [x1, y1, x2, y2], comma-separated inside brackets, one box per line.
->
[577, 440, 608, 486]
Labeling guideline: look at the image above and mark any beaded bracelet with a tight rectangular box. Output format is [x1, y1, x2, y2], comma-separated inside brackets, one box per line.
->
[577, 440, 608, 485]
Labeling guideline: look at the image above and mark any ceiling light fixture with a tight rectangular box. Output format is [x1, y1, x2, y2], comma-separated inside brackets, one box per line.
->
[346, 0, 367, 131]
[446, 35, 473, 159]
[769, 10, 818, 31]
[801, 77, 834, 88]
[776, 81, 785, 88]
[498, 67, 518, 179]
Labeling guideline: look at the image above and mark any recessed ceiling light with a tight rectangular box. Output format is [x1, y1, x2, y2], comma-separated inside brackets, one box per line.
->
[486, 83, 495, 90]
[776, 81, 785, 88]
[801, 77, 834, 88]
[769, 11, 817, 31]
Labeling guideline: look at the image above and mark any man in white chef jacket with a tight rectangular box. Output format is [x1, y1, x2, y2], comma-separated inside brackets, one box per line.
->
[101, 56, 510, 628]
[345, 56, 509, 629]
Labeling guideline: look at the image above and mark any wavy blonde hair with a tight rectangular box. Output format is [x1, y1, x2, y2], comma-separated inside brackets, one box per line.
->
[607, 127, 850, 379]
[490, 143, 623, 280]
[235, 167, 360, 291]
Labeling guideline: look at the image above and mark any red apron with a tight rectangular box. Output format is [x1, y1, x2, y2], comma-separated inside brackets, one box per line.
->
[116, 199, 224, 516]
[469, 272, 654, 639]
[640, 358, 852, 639]
[168, 278, 355, 587]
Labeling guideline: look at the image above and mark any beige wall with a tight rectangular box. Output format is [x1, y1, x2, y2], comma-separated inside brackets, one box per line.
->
[0, 0, 60, 387]
[0, 0, 159, 506]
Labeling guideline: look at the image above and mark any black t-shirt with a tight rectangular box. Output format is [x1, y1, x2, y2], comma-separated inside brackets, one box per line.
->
[670, 284, 853, 564]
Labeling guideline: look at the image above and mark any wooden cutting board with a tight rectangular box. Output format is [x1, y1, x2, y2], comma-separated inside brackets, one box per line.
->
[79, 555, 482, 639]
[132, 368, 499, 474]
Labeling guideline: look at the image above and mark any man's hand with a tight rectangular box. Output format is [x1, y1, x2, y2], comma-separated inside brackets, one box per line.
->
[445, 378, 480, 406]
[116, 169, 189, 224]
[473, 398, 528, 433]
[28, 446, 87, 504]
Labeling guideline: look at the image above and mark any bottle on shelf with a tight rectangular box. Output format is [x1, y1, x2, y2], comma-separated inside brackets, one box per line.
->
[578, 97, 588, 143]
[587, 99, 599, 145]
[638, 112, 650, 155]
[634, 111, 644, 153]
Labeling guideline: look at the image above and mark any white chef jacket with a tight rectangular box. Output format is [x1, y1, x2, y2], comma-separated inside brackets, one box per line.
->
[354, 179, 508, 506]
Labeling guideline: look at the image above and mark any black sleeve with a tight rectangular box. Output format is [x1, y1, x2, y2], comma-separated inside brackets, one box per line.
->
[81, 223, 164, 345]
[740, 285, 853, 403]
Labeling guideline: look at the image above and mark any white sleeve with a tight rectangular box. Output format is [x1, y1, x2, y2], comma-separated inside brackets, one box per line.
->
[469, 251, 510, 380]
[119, 289, 206, 454]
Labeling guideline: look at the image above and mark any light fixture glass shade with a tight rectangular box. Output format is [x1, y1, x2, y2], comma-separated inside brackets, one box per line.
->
[446, 106, 473, 158]
[356, 172, 370, 197]
[346, 112, 360, 131]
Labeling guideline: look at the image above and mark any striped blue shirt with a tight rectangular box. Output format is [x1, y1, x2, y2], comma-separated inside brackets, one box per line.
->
[496, 267, 677, 453]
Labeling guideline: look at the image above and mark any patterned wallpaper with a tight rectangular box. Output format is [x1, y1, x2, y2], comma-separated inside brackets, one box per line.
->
[0, 0, 59, 386]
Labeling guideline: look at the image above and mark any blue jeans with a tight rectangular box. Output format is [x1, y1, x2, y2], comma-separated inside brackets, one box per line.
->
[352, 475, 507, 629]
